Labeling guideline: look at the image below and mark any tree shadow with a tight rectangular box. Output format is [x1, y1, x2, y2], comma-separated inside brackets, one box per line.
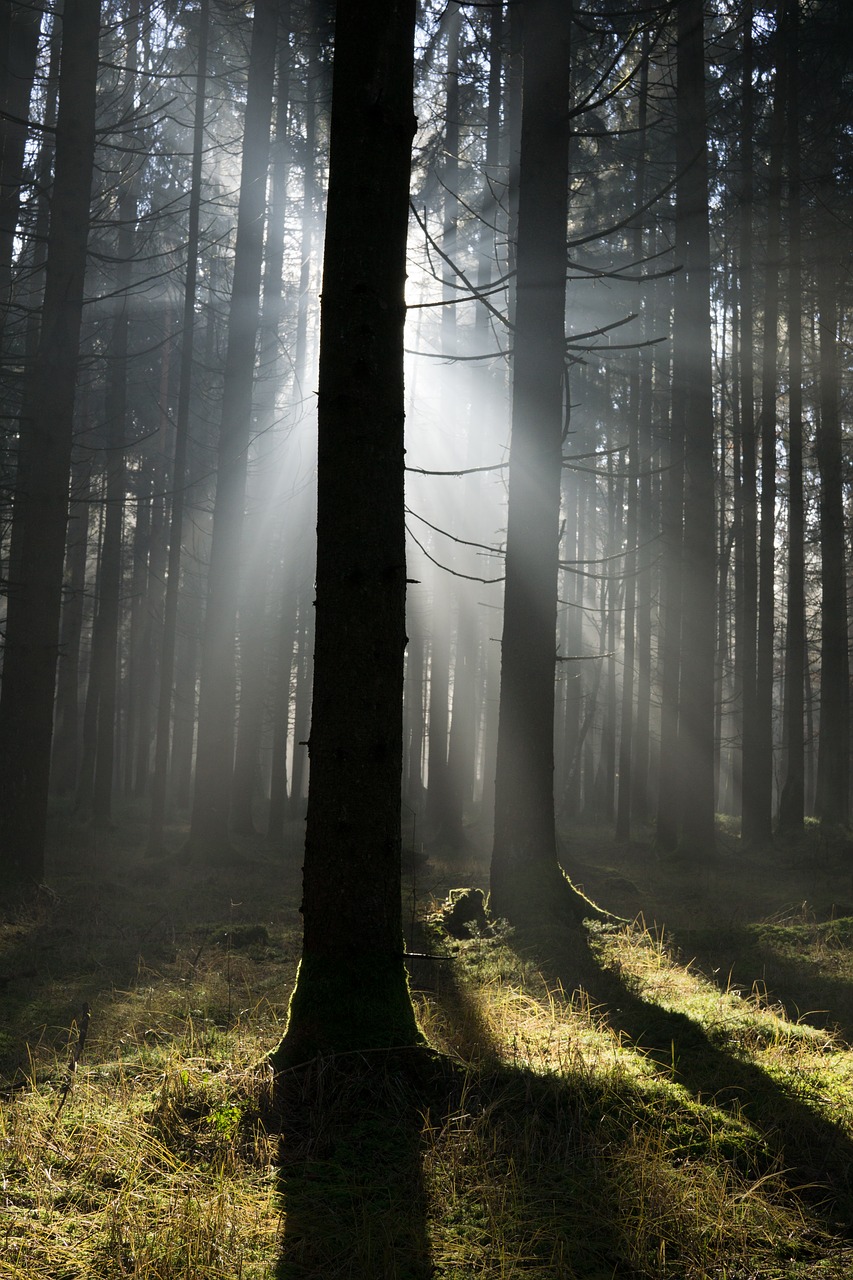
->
[675, 918, 853, 1044]
[0, 831, 302, 1085]
[518, 919, 853, 1237]
[274, 1049, 439, 1280]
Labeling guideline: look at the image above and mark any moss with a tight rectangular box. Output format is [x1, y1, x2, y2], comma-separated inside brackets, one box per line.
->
[270, 950, 425, 1071]
[439, 887, 489, 939]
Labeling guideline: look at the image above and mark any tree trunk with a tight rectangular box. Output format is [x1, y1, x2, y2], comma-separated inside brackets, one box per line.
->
[814, 170, 849, 827]
[187, 0, 277, 859]
[615, 32, 649, 843]
[50, 456, 91, 795]
[674, 0, 717, 857]
[0, 0, 100, 884]
[147, 0, 209, 855]
[491, 0, 585, 921]
[737, 0, 760, 844]
[232, 15, 292, 837]
[273, 0, 420, 1065]
[778, 0, 804, 833]
[746, 6, 785, 843]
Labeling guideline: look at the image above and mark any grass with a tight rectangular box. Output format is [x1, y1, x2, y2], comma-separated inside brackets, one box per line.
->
[3, 807, 853, 1276]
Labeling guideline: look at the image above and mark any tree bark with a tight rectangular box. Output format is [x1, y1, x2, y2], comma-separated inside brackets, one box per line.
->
[778, 0, 804, 833]
[0, 0, 100, 884]
[187, 0, 277, 859]
[814, 172, 849, 827]
[272, 0, 420, 1065]
[745, 4, 785, 843]
[674, 0, 717, 857]
[736, 0, 759, 842]
[490, 0, 590, 921]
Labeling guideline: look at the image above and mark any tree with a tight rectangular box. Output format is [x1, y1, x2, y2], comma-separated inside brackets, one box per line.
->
[778, 0, 804, 833]
[147, 0, 210, 857]
[272, 0, 421, 1064]
[490, 0, 579, 920]
[673, 0, 716, 856]
[187, 0, 278, 859]
[0, 0, 101, 884]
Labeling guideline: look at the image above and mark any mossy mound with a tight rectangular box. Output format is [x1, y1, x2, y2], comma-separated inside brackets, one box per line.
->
[438, 887, 490, 939]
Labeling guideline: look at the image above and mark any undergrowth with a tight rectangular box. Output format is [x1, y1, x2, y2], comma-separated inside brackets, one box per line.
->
[3, 812, 853, 1276]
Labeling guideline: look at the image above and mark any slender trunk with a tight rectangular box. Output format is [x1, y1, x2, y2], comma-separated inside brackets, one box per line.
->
[675, 0, 717, 857]
[92, 145, 137, 822]
[147, 0, 209, 855]
[737, 1, 759, 842]
[51, 456, 91, 794]
[188, 0, 277, 859]
[814, 172, 849, 827]
[0, 0, 100, 883]
[778, 0, 804, 833]
[491, 0, 589, 921]
[616, 33, 649, 842]
[232, 13, 292, 835]
[746, 5, 785, 842]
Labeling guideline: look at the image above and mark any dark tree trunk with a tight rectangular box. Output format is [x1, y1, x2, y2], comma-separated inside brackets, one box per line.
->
[188, 0, 277, 859]
[0, 0, 100, 884]
[814, 176, 849, 827]
[288, 595, 312, 818]
[674, 0, 717, 856]
[424, 591, 449, 831]
[50, 456, 91, 795]
[737, 0, 760, 843]
[147, 0, 209, 855]
[746, 6, 785, 843]
[266, 540, 298, 843]
[403, 596, 426, 815]
[91, 142, 137, 823]
[490, 0, 587, 921]
[273, 0, 420, 1064]
[232, 13, 292, 837]
[614, 38, 649, 841]
[778, 0, 804, 833]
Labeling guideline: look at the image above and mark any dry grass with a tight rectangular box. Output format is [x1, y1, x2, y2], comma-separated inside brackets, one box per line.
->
[3, 810, 853, 1277]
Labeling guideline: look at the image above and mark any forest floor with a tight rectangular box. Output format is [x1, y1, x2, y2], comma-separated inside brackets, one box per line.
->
[3, 807, 853, 1277]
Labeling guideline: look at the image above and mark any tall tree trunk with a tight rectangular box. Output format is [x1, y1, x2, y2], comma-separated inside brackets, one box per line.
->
[50, 455, 91, 795]
[654, 287, 683, 848]
[232, 11, 292, 836]
[272, 0, 420, 1064]
[147, 0, 209, 856]
[736, 0, 759, 844]
[814, 168, 849, 827]
[491, 0, 589, 921]
[424, 582, 449, 831]
[0, 0, 100, 884]
[675, 0, 717, 856]
[615, 41, 648, 840]
[187, 0, 277, 860]
[746, 5, 785, 842]
[91, 55, 139, 822]
[778, 0, 804, 833]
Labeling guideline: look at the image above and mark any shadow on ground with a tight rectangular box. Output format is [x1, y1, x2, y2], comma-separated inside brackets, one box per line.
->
[274, 1050, 439, 1280]
[517, 916, 853, 1240]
